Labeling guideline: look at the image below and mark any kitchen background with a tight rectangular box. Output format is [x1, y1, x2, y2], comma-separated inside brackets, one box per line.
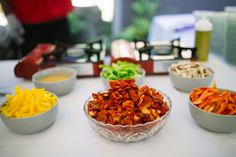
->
[0, 0, 236, 63]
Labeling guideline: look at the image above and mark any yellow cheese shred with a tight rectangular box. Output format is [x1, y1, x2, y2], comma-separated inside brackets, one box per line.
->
[0, 86, 57, 118]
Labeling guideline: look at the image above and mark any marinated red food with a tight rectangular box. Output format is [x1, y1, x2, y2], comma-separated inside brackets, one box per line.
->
[88, 79, 169, 125]
[190, 87, 236, 115]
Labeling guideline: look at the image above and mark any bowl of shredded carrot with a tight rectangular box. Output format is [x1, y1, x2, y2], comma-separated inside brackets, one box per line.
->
[188, 83, 236, 133]
[0, 86, 58, 134]
[84, 79, 171, 142]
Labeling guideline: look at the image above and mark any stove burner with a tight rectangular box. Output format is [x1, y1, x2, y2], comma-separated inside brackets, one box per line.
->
[134, 38, 197, 61]
[84, 39, 103, 62]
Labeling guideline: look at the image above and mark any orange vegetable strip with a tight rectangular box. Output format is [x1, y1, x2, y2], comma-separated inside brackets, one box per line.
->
[212, 102, 221, 113]
[233, 94, 236, 101]
[223, 93, 229, 104]
[220, 90, 229, 96]
[227, 103, 234, 110]
[203, 104, 211, 111]
[228, 108, 236, 115]
[228, 94, 235, 104]
[192, 92, 214, 104]
[208, 96, 223, 104]
[198, 97, 211, 109]
[215, 102, 227, 114]
[207, 104, 216, 112]
[207, 88, 220, 94]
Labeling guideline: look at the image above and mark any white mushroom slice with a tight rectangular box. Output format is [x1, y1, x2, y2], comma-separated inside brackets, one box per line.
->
[170, 61, 212, 78]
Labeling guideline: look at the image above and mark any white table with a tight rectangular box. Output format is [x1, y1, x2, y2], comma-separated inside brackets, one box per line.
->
[0, 54, 236, 157]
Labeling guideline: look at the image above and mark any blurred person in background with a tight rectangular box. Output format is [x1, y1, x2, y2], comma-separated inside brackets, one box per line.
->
[0, 0, 73, 56]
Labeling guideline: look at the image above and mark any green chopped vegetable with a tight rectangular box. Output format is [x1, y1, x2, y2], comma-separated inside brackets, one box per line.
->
[100, 61, 143, 80]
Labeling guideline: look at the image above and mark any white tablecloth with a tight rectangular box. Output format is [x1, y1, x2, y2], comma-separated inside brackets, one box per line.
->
[0, 54, 236, 157]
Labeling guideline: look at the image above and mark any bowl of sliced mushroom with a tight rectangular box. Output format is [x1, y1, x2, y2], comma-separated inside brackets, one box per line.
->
[168, 61, 214, 92]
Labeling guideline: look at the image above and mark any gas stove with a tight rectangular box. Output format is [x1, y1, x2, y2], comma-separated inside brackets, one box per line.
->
[14, 40, 105, 79]
[111, 38, 197, 74]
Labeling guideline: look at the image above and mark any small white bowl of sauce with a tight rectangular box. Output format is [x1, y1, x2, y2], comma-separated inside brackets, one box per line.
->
[32, 67, 77, 96]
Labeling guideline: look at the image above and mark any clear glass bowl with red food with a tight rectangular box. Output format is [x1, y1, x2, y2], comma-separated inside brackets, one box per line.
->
[83, 80, 172, 142]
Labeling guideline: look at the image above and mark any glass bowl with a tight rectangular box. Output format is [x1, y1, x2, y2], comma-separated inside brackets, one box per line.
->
[83, 90, 172, 143]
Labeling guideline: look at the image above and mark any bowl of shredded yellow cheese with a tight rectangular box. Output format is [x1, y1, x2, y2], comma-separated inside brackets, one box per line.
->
[0, 86, 58, 134]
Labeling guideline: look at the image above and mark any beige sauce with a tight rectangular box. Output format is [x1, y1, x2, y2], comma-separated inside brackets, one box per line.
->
[39, 74, 70, 83]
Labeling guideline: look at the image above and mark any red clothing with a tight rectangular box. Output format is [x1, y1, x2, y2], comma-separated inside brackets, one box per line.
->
[10, 0, 73, 24]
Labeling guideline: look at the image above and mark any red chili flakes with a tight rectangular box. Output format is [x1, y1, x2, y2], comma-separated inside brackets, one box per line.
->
[88, 79, 169, 125]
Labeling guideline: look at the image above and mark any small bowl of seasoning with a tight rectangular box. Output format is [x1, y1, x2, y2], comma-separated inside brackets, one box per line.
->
[32, 67, 77, 96]
[168, 61, 214, 92]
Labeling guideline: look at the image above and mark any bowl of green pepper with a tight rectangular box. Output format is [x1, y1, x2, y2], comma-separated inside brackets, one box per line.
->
[100, 61, 145, 88]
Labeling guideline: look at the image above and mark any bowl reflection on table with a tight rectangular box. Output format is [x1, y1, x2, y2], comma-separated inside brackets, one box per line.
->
[84, 90, 171, 143]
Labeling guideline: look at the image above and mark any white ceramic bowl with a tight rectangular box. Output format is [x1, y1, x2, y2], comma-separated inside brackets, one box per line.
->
[0, 94, 58, 134]
[168, 66, 214, 93]
[188, 89, 236, 133]
[100, 68, 145, 88]
[32, 67, 76, 96]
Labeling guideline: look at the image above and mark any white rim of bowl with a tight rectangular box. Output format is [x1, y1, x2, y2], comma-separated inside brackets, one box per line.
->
[0, 92, 58, 120]
[168, 65, 214, 80]
[84, 90, 172, 128]
[188, 89, 236, 117]
[32, 67, 77, 84]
